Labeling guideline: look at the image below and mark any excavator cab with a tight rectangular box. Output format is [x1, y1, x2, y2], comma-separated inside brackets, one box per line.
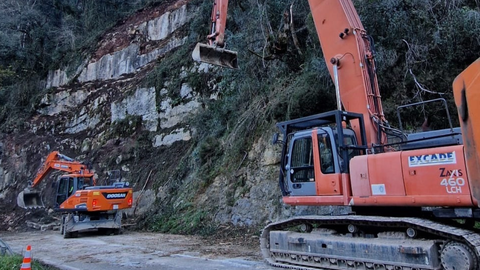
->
[284, 126, 359, 196]
[275, 110, 367, 197]
[55, 175, 93, 208]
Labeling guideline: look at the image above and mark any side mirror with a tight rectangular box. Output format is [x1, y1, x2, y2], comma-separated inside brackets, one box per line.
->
[272, 133, 279, 145]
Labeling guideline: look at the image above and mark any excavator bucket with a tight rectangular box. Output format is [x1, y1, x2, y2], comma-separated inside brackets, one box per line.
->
[17, 188, 44, 209]
[192, 43, 238, 69]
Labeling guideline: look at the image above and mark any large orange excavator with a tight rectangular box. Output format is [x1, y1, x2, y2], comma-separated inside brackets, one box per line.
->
[196, 1, 480, 269]
[17, 151, 133, 238]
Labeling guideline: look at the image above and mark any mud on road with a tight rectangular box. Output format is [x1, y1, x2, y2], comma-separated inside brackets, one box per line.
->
[0, 230, 276, 270]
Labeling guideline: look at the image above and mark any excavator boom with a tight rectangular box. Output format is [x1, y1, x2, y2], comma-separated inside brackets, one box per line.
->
[191, 0, 238, 69]
[308, 0, 386, 146]
[31, 151, 94, 188]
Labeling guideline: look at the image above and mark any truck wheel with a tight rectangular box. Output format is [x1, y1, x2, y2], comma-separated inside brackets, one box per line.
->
[63, 225, 71, 239]
[63, 230, 78, 239]
[62, 214, 78, 239]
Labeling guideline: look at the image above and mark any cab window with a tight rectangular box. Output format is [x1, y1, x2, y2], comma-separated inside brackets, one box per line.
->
[290, 137, 315, 182]
[68, 177, 75, 196]
[318, 134, 334, 174]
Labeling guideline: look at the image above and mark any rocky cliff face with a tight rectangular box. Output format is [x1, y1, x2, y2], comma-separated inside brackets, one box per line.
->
[0, 0, 334, 232]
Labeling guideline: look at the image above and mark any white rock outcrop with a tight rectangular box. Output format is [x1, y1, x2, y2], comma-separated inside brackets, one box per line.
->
[46, 4, 189, 88]
[111, 87, 159, 132]
[78, 37, 186, 83]
[159, 84, 201, 129]
[65, 113, 101, 134]
[38, 90, 89, 116]
[143, 5, 188, 41]
[153, 128, 192, 147]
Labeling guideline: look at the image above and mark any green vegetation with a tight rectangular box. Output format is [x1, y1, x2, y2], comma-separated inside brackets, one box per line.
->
[197, 136, 223, 187]
[0, 254, 58, 270]
[356, 0, 480, 126]
[150, 203, 216, 236]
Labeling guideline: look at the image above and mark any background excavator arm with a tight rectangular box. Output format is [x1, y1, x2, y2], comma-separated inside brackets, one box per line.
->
[30, 151, 95, 188]
[191, 0, 238, 69]
[206, 0, 228, 48]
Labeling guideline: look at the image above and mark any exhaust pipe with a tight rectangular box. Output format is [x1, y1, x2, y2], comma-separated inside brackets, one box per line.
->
[17, 189, 45, 209]
[192, 43, 238, 69]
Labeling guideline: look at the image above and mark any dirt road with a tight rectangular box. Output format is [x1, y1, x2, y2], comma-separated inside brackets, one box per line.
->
[0, 230, 277, 270]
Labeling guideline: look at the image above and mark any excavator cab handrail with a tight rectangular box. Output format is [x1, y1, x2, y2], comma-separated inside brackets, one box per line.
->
[396, 98, 454, 132]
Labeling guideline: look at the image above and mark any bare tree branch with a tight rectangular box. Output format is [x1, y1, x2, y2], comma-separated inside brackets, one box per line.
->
[409, 69, 444, 95]
[289, 2, 302, 55]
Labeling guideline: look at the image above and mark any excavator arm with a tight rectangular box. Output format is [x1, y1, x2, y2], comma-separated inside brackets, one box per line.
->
[30, 151, 95, 188]
[206, 0, 228, 48]
[18, 151, 95, 209]
[192, 0, 238, 69]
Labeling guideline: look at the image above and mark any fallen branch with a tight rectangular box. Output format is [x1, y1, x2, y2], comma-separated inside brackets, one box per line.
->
[133, 169, 153, 216]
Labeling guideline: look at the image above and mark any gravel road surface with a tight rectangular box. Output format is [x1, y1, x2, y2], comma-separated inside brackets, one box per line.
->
[0, 230, 277, 270]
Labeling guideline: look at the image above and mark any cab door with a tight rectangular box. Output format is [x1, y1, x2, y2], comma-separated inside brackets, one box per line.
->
[55, 177, 75, 207]
[315, 129, 343, 195]
[286, 133, 316, 196]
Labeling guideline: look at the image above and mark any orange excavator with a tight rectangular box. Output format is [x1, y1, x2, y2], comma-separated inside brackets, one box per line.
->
[196, 1, 480, 269]
[17, 151, 133, 238]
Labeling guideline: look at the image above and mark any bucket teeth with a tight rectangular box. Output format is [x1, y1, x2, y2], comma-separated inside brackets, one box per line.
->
[17, 190, 45, 209]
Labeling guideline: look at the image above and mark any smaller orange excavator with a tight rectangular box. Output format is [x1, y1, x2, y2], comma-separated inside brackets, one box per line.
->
[192, 0, 238, 69]
[17, 151, 133, 238]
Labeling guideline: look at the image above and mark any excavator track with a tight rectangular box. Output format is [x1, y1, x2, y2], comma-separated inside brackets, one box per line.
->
[260, 215, 480, 270]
